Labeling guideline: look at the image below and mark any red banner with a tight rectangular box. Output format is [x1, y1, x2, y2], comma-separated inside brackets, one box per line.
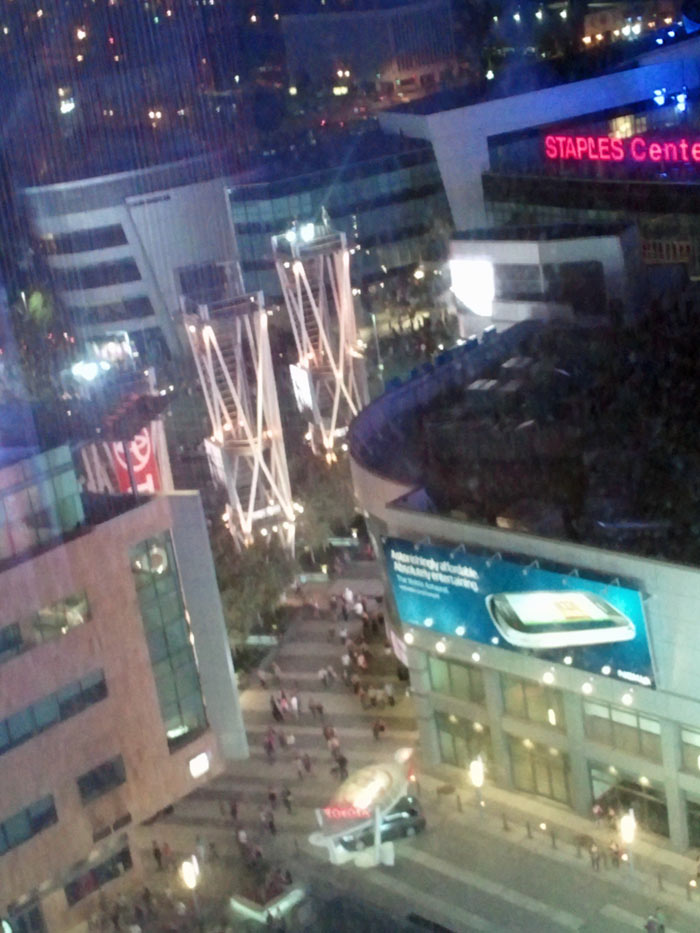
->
[112, 426, 161, 494]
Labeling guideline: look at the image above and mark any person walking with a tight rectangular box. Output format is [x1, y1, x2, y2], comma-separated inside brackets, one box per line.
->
[318, 668, 329, 689]
[282, 787, 293, 814]
[654, 907, 666, 932]
[267, 810, 277, 835]
[384, 682, 395, 706]
[589, 843, 600, 871]
[268, 786, 278, 810]
[295, 755, 304, 781]
[372, 719, 385, 741]
[290, 694, 299, 718]
[151, 840, 163, 870]
[302, 752, 312, 774]
[230, 798, 239, 822]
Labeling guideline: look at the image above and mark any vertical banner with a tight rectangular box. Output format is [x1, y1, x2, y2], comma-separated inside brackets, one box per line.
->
[112, 426, 161, 494]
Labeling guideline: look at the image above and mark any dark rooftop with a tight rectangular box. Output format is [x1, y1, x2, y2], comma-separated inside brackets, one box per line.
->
[231, 128, 434, 190]
[18, 127, 232, 188]
[350, 312, 700, 566]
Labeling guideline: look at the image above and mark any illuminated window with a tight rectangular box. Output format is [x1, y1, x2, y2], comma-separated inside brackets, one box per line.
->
[583, 700, 661, 761]
[508, 735, 571, 803]
[502, 674, 565, 731]
[435, 711, 491, 768]
[428, 657, 485, 703]
[29, 591, 90, 644]
[131, 533, 207, 750]
[681, 727, 700, 772]
[610, 114, 634, 138]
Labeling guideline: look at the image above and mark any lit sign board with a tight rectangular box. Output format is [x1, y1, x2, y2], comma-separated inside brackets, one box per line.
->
[384, 538, 655, 688]
[544, 134, 700, 164]
[323, 804, 371, 820]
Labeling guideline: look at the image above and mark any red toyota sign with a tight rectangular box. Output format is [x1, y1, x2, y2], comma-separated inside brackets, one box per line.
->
[323, 804, 371, 821]
[112, 426, 161, 494]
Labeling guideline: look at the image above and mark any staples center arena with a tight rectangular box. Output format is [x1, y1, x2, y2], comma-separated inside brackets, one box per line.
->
[380, 33, 700, 278]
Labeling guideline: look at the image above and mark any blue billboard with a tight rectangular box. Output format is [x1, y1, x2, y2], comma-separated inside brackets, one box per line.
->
[384, 538, 655, 689]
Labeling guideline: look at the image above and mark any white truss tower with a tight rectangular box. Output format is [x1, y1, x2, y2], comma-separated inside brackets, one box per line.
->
[183, 292, 296, 553]
[273, 219, 368, 460]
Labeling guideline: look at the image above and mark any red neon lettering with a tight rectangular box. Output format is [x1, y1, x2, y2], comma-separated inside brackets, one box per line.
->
[648, 142, 662, 161]
[630, 137, 647, 161]
[564, 137, 578, 159]
[611, 138, 625, 160]
[575, 137, 588, 159]
[662, 142, 679, 161]
[679, 139, 689, 162]
[692, 143, 700, 161]
[597, 137, 611, 160]
[544, 135, 558, 158]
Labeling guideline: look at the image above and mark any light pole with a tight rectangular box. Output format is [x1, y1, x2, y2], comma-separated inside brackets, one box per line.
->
[620, 808, 636, 873]
[469, 756, 485, 817]
[180, 856, 202, 929]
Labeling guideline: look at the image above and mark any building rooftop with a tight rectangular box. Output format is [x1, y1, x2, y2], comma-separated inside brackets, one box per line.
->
[18, 127, 233, 188]
[350, 315, 700, 565]
[230, 128, 435, 192]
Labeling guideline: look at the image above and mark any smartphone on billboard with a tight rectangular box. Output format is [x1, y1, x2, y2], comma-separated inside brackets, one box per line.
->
[485, 591, 636, 649]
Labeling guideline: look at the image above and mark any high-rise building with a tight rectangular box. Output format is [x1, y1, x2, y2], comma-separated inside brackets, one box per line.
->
[0, 435, 246, 932]
[22, 142, 241, 363]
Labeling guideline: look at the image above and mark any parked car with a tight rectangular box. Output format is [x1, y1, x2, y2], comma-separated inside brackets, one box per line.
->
[339, 795, 425, 851]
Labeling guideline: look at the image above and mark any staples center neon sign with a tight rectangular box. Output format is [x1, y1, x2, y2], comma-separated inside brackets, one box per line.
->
[544, 134, 700, 163]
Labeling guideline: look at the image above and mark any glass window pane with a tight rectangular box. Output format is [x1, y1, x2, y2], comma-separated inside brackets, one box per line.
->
[80, 670, 107, 704]
[448, 663, 471, 699]
[8, 708, 35, 745]
[56, 682, 82, 719]
[437, 728, 456, 765]
[502, 676, 526, 717]
[32, 695, 60, 731]
[27, 796, 57, 833]
[3, 810, 31, 848]
[428, 656, 449, 693]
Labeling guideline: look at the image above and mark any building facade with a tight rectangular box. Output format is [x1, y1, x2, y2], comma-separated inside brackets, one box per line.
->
[23, 152, 241, 362]
[0, 444, 247, 932]
[378, 35, 700, 229]
[350, 323, 700, 854]
[228, 131, 450, 303]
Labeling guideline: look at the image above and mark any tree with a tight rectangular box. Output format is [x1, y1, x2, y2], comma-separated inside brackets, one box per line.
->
[210, 525, 296, 644]
[291, 450, 356, 560]
[7, 285, 75, 400]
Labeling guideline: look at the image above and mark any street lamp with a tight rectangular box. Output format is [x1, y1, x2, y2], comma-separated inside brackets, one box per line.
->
[469, 756, 485, 816]
[619, 808, 636, 871]
[180, 857, 201, 927]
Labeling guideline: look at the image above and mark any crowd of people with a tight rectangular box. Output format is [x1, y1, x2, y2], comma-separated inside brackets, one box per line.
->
[257, 585, 398, 788]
